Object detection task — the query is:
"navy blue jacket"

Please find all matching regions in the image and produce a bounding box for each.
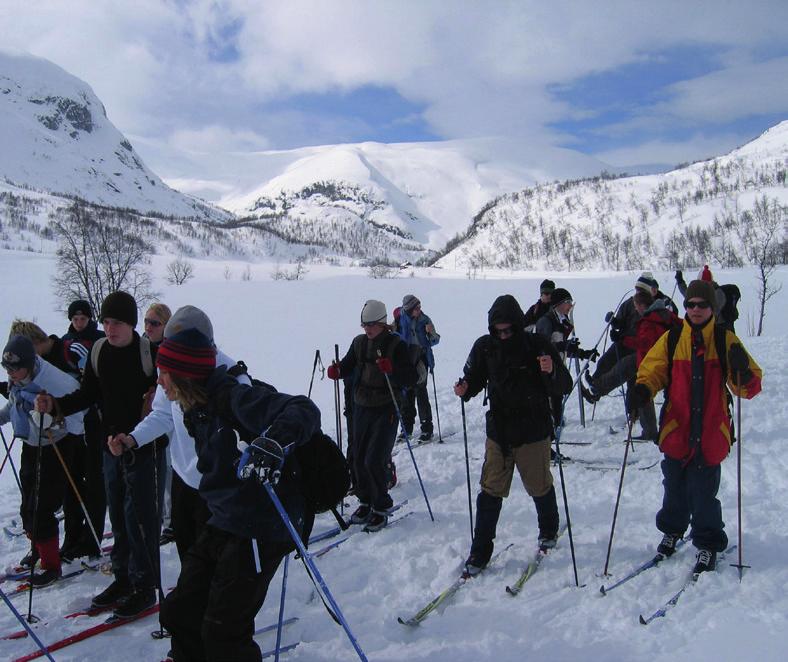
[183,367,321,542]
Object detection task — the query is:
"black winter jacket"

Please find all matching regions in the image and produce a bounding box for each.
[461,295,572,448]
[183,367,321,542]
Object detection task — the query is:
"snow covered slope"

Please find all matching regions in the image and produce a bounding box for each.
[0,49,228,221]
[436,122,788,271]
[219,138,612,252]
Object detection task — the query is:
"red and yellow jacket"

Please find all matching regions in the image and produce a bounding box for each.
[637,318,762,466]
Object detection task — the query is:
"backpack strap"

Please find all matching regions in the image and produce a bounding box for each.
[90,337,108,378]
[139,336,154,377]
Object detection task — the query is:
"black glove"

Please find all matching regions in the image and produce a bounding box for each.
[565,337,581,357]
[237,437,285,484]
[610,316,623,332]
[675,269,684,284]
[728,343,753,383]
[627,383,651,418]
[579,348,599,362]
[609,328,622,343]
[604,311,614,323]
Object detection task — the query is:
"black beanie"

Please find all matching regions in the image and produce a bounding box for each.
[540,279,555,294]
[2,335,36,372]
[99,291,138,327]
[68,299,94,320]
[551,288,573,307]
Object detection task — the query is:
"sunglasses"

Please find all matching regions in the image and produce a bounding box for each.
[144,318,163,327]
[684,300,711,310]
[494,326,514,337]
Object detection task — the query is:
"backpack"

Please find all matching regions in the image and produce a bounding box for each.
[719,284,741,324]
[225,360,351,517]
[90,336,154,378]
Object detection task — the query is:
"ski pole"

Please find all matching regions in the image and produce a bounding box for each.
[460,397,474,545]
[567,310,585,428]
[307,349,323,399]
[553,402,579,588]
[378,350,434,522]
[430,368,443,443]
[0,426,22,493]
[275,554,289,662]
[262,481,368,661]
[27,417,45,623]
[602,418,636,576]
[333,345,344,516]
[730,373,750,581]
[0,586,55,661]
[591,323,611,422]
[46,430,102,553]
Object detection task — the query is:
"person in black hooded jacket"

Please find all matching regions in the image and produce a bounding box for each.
[454,295,572,574]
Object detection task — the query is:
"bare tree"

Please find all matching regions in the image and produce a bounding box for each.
[52,203,158,313]
[166,257,195,285]
[736,195,786,335]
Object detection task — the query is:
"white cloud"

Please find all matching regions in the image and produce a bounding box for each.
[0,0,786,172]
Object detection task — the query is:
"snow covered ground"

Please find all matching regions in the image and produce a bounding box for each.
[0,251,786,661]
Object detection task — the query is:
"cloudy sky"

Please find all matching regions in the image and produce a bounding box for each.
[2,0,787,178]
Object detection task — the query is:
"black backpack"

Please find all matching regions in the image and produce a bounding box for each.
[719,284,741,324]
[225,361,351,517]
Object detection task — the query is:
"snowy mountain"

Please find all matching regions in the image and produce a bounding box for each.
[0,49,228,222]
[217,139,613,257]
[435,122,788,271]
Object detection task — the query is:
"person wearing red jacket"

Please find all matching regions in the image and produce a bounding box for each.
[629,279,762,574]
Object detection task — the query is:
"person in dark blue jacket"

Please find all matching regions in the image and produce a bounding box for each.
[149,328,321,662]
[397,294,440,442]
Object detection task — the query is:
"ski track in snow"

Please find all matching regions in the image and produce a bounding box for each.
[0,252,785,661]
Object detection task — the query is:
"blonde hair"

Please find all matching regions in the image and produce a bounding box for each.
[146,303,172,324]
[9,319,48,344]
[166,371,209,412]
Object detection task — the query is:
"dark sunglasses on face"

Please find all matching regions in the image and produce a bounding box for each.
[494,326,514,337]
[684,300,711,310]
[144,318,163,327]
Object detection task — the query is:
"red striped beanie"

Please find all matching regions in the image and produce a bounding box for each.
[156,328,216,379]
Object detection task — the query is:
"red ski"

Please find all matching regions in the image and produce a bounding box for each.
[14,604,159,661]
[2,603,114,640]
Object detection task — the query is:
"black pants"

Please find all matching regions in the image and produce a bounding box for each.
[160,526,291,662]
[401,381,433,435]
[592,342,633,380]
[171,471,212,562]
[656,457,728,553]
[62,408,106,553]
[352,403,397,512]
[20,435,77,540]
[103,449,160,590]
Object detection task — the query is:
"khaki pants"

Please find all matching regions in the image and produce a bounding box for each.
[480,437,553,499]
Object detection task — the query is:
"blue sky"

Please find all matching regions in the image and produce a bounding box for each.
[1,0,787,176]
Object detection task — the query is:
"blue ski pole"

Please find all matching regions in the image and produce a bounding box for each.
[0,586,55,661]
[262,481,368,662]
[275,554,289,662]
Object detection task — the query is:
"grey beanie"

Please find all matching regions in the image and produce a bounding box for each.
[402,294,421,313]
[635,271,658,293]
[361,300,387,324]
[2,335,36,372]
[164,305,214,342]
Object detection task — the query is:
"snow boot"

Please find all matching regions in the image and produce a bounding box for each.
[657,533,681,557]
[30,568,61,588]
[350,504,372,525]
[693,549,716,575]
[464,491,502,575]
[92,578,132,609]
[113,587,156,619]
[363,511,388,533]
[533,485,560,548]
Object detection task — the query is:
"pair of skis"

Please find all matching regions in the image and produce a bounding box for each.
[599,540,737,624]
[398,533,564,627]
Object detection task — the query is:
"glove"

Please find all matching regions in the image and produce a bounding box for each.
[237,437,285,484]
[376,357,393,374]
[610,316,623,332]
[30,411,55,431]
[327,363,341,380]
[675,270,685,284]
[609,328,622,343]
[580,348,599,362]
[565,338,580,357]
[626,383,651,418]
[728,343,753,382]
[604,311,614,323]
